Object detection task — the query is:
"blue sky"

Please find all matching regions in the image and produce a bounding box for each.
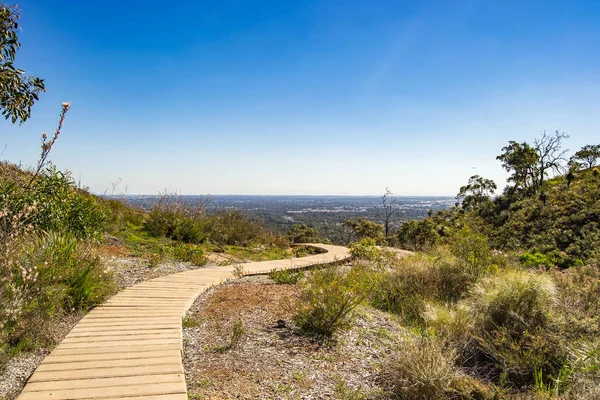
[2,0,599,195]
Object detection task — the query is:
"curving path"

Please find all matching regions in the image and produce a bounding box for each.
[17,244,350,400]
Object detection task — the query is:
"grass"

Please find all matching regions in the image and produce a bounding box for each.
[213,319,245,353]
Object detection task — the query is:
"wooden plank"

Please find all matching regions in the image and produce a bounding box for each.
[42,350,181,364]
[34,356,181,372]
[22,373,183,391]
[17,382,186,399]
[28,364,183,382]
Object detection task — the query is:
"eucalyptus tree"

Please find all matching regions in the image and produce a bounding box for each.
[1,3,45,124]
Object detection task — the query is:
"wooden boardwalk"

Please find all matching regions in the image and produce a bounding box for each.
[17,244,349,400]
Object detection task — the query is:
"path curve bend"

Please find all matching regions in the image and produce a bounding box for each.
[17,243,350,400]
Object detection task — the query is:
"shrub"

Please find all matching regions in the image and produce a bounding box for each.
[422,302,474,345]
[292,245,323,258]
[172,244,207,265]
[1,233,115,358]
[101,198,144,234]
[269,269,304,285]
[0,165,105,240]
[214,319,245,353]
[348,238,381,261]
[468,270,565,388]
[144,194,288,249]
[520,251,556,269]
[550,266,600,337]
[370,254,474,322]
[293,264,372,338]
[451,229,496,278]
[396,218,440,251]
[287,224,320,244]
[383,337,459,400]
[471,270,556,335]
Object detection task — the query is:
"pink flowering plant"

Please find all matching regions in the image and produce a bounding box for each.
[1,103,114,363]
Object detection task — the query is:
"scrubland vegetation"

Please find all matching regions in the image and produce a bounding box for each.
[278,132,600,399]
[3,3,600,399]
[0,158,291,370]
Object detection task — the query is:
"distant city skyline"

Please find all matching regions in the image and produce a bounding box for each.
[2,0,599,195]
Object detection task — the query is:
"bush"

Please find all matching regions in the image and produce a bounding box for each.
[451,229,497,278]
[101,198,144,234]
[144,194,288,249]
[422,302,474,345]
[1,233,115,358]
[0,165,105,240]
[397,218,440,251]
[287,224,320,244]
[370,254,474,322]
[348,238,381,261]
[293,264,372,338]
[292,245,323,258]
[468,270,565,388]
[471,270,556,335]
[384,337,460,400]
[520,251,555,269]
[172,244,207,266]
[269,269,304,285]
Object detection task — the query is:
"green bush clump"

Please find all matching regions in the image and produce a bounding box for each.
[294,264,373,338]
[520,251,555,269]
[172,244,207,266]
[1,165,105,239]
[451,229,498,277]
[269,269,304,285]
[348,238,381,261]
[468,270,567,388]
[291,245,323,258]
[1,164,115,363]
[471,270,556,335]
[370,254,474,322]
[396,218,440,251]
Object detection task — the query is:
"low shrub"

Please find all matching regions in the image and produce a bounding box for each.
[451,229,498,278]
[269,269,304,285]
[293,264,373,338]
[291,245,323,258]
[422,302,474,345]
[1,233,115,359]
[1,165,105,240]
[172,244,207,266]
[144,194,289,249]
[467,270,567,389]
[370,254,474,322]
[520,251,555,269]
[550,266,600,337]
[383,337,459,400]
[214,319,245,353]
[348,238,381,261]
[471,270,556,336]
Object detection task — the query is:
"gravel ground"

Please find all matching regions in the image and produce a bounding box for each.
[183,276,407,399]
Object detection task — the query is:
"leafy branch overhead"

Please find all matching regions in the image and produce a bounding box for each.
[1,3,45,124]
